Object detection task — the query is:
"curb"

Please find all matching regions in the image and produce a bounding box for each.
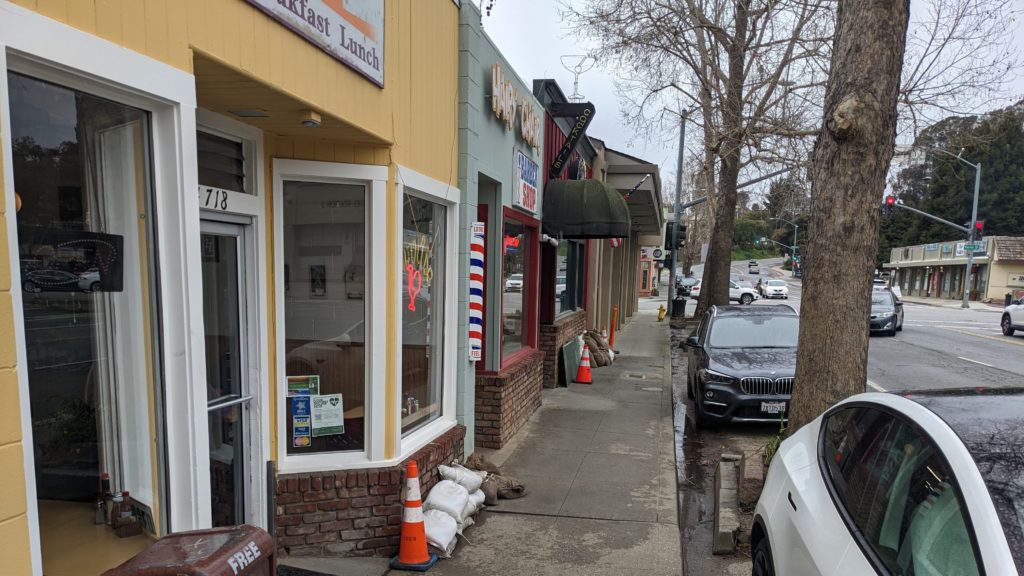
[712,454,741,555]
[669,327,689,574]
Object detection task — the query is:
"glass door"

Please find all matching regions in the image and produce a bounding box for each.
[200,221,250,527]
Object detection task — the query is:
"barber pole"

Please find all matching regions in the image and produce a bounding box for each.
[469,222,486,361]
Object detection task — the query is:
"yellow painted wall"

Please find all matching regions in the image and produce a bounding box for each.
[10,0,460,187]
[0,114,33,576]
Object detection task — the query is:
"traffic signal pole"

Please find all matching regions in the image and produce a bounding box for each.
[667,109,688,315]
[963,163,982,309]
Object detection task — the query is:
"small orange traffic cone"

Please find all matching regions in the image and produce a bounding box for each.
[389,460,438,571]
[574,344,593,384]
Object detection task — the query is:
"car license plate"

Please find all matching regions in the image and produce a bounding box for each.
[761,401,787,415]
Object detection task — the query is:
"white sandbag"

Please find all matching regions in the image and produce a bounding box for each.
[460,496,477,522]
[423,509,458,558]
[457,513,475,534]
[468,489,486,510]
[423,480,470,522]
[439,464,485,493]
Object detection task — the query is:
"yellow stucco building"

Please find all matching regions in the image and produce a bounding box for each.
[0,0,463,573]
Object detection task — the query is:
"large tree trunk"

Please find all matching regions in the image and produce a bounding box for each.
[789,0,911,432]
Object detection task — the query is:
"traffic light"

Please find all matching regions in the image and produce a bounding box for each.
[973,220,985,240]
[883,195,896,217]
[664,222,687,250]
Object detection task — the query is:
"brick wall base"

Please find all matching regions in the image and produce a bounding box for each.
[274,425,465,558]
[474,349,544,449]
[538,310,587,388]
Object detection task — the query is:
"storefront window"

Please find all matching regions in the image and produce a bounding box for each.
[283,181,366,454]
[10,72,162,558]
[401,194,446,435]
[502,218,532,359]
[556,240,585,314]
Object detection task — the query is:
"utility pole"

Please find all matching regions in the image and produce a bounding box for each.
[963,163,981,309]
[667,109,689,315]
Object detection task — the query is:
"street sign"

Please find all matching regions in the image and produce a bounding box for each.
[964,243,980,251]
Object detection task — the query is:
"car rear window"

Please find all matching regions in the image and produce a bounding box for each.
[707,315,798,348]
[768,280,785,286]
[871,292,894,305]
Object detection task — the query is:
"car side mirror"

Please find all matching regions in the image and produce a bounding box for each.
[686,336,699,348]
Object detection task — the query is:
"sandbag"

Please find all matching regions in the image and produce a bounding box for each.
[424,508,458,558]
[583,333,609,367]
[481,476,499,506]
[464,453,502,476]
[493,474,527,499]
[423,480,470,522]
[439,463,485,493]
[468,489,486,509]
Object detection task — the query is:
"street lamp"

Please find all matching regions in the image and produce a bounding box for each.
[770,217,799,276]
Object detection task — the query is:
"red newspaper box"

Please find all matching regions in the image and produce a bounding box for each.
[103,525,276,576]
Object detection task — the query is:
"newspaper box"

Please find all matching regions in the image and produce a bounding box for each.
[103,525,275,576]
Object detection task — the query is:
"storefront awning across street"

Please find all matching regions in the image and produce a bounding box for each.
[542,179,631,239]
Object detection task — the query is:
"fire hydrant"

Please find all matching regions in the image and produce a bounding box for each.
[657,304,667,322]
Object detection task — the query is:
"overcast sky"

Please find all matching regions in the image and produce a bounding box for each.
[472,0,1024,201]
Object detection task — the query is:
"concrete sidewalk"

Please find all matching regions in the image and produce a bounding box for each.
[897,294,1001,310]
[394,305,681,575]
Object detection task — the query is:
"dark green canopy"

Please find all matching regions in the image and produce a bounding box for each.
[542,179,631,239]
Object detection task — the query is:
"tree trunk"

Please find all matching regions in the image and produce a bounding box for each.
[696,0,748,318]
[788,0,911,432]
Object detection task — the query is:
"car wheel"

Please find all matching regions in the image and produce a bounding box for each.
[896,318,903,332]
[752,536,775,576]
[693,383,708,429]
[22,281,40,293]
[89,281,101,292]
[888,326,897,337]
[1002,314,1015,336]
[741,294,753,305]
[686,370,695,400]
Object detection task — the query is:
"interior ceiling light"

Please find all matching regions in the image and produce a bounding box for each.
[227,109,269,118]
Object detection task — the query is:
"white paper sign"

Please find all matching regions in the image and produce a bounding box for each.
[311,393,345,436]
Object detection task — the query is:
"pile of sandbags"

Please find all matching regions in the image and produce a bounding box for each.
[583,330,615,367]
[422,464,486,558]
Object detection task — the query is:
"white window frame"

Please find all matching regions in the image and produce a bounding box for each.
[394,165,459,459]
[273,159,388,472]
[196,109,270,529]
[0,3,204,572]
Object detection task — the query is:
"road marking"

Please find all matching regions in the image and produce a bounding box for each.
[866,380,887,392]
[935,326,1024,348]
[957,356,995,368]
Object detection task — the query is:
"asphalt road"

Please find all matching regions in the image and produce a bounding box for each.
[679,257,1024,392]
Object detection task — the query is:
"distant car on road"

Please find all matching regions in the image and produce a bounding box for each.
[1001,296,1024,336]
[762,279,789,299]
[22,269,81,293]
[676,275,699,296]
[753,388,1024,576]
[870,289,904,336]
[688,281,760,305]
[504,273,523,292]
[78,268,102,292]
[684,304,798,428]
[748,260,760,274]
[555,274,566,297]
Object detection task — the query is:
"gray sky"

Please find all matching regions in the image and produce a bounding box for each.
[474,0,1024,199]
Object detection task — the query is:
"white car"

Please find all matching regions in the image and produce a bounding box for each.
[762,279,788,299]
[752,390,1023,576]
[1002,295,1024,336]
[78,268,102,292]
[505,273,523,292]
[688,281,760,305]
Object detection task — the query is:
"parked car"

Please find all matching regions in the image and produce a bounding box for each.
[870,289,903,336]
[684,304,798,428]
[762,279,789,299]
[689,281,760,305]
[1002,295,1024,336]
[748,260,760,274]
[77,268,102,292]
[22,269,81,293]
[676,275,699,296]
[752,388,1024,576]
[504,273,523,292]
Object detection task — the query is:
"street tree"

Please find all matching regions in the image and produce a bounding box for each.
[788,0,911,432]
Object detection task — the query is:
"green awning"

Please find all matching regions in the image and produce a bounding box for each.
[542,179,631,239]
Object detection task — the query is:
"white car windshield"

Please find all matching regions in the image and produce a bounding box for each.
[871,293,894,306]
[708,315,799,348]
[767,280,785,286]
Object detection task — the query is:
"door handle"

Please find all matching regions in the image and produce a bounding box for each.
[207,395,253,412]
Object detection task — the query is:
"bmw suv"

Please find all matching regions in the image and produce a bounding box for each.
[684,305,798,428]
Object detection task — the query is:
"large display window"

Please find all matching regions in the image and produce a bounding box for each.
[501,209,539,365]
[9,71,164,568]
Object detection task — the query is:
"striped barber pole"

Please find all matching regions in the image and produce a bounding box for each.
[469,222,485,361]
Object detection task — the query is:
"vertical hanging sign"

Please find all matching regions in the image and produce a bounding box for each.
[468,222,486,362]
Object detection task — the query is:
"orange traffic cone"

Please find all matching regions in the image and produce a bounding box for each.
[390,460,438,571]
[574,344,593,384]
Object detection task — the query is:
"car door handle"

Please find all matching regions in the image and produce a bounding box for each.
[788,491,797,511]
